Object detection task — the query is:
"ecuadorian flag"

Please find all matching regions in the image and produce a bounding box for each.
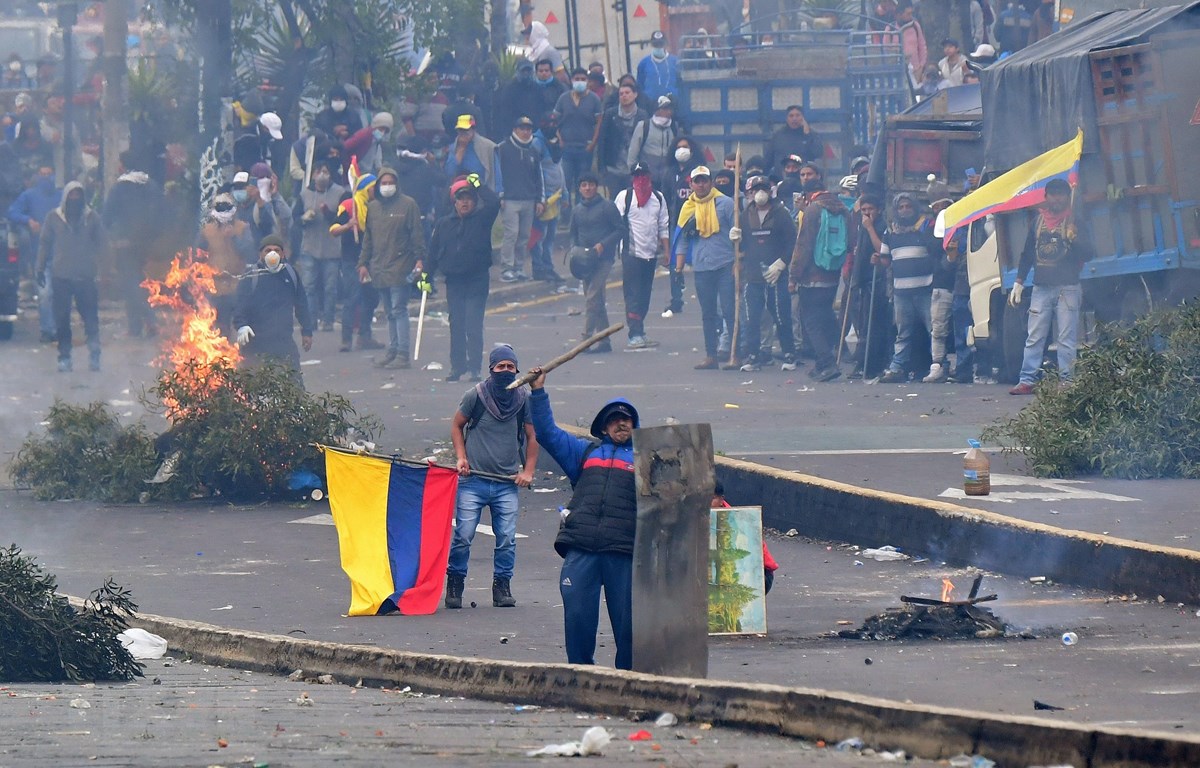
[937,129,1083,245]
[323,447,458,616]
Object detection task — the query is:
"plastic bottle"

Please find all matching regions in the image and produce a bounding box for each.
[963,439,991,496]
[1062,632,1078,646]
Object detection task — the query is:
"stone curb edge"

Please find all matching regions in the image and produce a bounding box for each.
[114,608,1199,768]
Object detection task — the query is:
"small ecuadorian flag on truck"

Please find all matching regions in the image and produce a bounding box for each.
[321,445,458,616]
[937,128,1083,245]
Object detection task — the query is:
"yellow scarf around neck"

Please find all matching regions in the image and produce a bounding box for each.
[678,188,723,238]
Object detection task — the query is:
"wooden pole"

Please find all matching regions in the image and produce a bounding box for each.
[507,323,624,389]
[318,444,514,483]
[727,144,742,368]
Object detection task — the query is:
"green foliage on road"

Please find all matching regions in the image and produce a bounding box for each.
[0,545,143,683]
[10,402,159,502]
[11,362,381,502]
[984,302,1200,478]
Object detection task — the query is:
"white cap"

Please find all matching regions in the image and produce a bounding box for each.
[259,111,283,140]
[232,171,250,185]
[970,43,996,58]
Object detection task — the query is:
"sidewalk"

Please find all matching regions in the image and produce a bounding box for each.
[0,658,937,767]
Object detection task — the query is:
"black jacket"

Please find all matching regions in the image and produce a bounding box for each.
[764,126,822,174]
[596,105,647,172]
[495,135,544,202]
[740,200,796,284]
[569,195,623,257]
[232,262,315,341]
[427,186,502,278]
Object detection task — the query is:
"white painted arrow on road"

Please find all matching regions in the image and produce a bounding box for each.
[939,474,1140,504]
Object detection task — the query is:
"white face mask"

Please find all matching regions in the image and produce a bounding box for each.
[212,208,235,225]
[753,190,770,206]
[652,115,670,128]
[651,48,667,61]
[263,249,283,273]
[379,184,397,198]
[331,99,346,112]
[674,147,691,163]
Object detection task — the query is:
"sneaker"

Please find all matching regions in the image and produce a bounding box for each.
[582,343,612,354]
[813,366,842,382]
[515,271,530,281]
[445,573,464,610]
[88,353,101,372]
[879,368,907,383]
[339,340,352,352]
[922,363,947,383]
[974,374,999,385]
[848,367,864,380]
[627,336,658,349]
[694,357,718,370]
[780,354,798,372]
[444,371,463,382]
[492,577,517,608]
[357,337,385,351]
[374,351,397,368]
[386,355,412,369]
[500,270,519,283]
[740,361,761,372]
[56,357,72,373]
[1009,382,1035,395]
[660,309,675,318]
[467,372,483,382]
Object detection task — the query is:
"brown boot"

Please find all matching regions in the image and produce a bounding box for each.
[694,357,718,370]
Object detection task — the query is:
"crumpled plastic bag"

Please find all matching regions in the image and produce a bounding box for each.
[116,628,168,659]
[861,546,909,561]
[527,726,611,757]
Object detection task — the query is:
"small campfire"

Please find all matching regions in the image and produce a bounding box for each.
[838,575,1008,641]
[142,250,241,416]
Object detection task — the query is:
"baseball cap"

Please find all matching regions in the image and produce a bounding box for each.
[785,154,803,166]
[631,162,651,176]
[450,178,475,197]
[656,95,674,110]
[970,43,996,58]
[689,165,712,180]
[259,111,283,140]
[455,114,476,131]
[514,115,534,128]
[650,30,666,47]
[231,171,250,186]
[746,174,770,190]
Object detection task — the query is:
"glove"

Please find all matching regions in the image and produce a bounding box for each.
[236,325,255,346]
[466,173,481,188]
[1008,282,1024,308]
[728,226,742,242]
[416,272,431,293]
[765,258,786,285]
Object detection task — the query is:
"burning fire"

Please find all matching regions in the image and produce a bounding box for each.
[941,578,956,603]
[142,250,241,416]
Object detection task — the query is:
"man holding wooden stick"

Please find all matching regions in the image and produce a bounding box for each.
[674,166,738,370]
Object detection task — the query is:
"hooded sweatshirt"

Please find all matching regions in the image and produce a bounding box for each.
[36,181,106,281]
[790,190,850,287]
[358,167,426,287]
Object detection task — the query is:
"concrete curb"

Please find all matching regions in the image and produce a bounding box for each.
[124,609,1200,767]
[711,454,1200,604]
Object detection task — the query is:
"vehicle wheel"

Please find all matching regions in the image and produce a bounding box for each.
[0,321,12,341]
[1000,294,1027,384]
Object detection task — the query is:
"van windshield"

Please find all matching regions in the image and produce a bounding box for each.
[0,28,39,63]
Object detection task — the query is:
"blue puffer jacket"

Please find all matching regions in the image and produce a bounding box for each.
[531,389,638,557]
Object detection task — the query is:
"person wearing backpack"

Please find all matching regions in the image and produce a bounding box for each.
[445,344,539,610]
[877,192,941,383]
[613,163,670,349]
[232,234,315,386]
[787,165,849,382]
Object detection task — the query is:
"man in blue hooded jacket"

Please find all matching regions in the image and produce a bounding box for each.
[529,365,638,670]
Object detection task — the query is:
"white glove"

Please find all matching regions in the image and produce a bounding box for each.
[1008,282,1024,308]
[765,258,786,285]
[728,226,742,242]
[236,325,255,346]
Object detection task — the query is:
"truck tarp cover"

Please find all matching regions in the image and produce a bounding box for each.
[981,1,1200,171]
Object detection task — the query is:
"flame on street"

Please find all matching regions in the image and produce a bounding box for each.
[941,578,956,603]
[142,250,240,417]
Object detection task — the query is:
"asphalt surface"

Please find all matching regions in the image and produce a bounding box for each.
[1,658,937,767]
[2,273,1199,748]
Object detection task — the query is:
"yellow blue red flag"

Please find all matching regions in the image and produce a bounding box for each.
[937,129,1083,244]
[323,447,458,616]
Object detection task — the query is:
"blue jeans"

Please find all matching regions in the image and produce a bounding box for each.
[560,548,633,670]
[561,147,593,205]
[1019,283,1081,385]
[951,293,976,378]
[378,284,411,356]
[340,258,379,344]
[297,256,341,326]
[39,265,55,336]
[447,476,520,579]
[51,276,100,363]
[694,264,735,357]
[888,289,933,373]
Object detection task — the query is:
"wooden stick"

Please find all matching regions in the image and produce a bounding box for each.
[318,443,514,483]
[507,323,625,389]
[728,143,742,367]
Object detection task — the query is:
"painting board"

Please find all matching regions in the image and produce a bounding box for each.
[709,505,767,636]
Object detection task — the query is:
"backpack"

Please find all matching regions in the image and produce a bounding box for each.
[813,207,848,271]
[619,187,666,259]
[465,385,528,461]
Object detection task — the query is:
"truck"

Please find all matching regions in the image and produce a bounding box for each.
[967,4,1200,378]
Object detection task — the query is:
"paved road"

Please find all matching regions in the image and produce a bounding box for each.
[1,658,936,767]
[2,274,1199,741]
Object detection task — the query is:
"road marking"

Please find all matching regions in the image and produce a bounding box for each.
[939,473,1139,504]
[288,513,527,538]
[486,278,623,315]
